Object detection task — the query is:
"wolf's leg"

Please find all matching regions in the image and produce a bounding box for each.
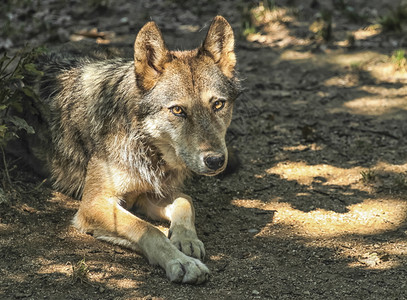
[72,160,209,284]
[139,194,206,260]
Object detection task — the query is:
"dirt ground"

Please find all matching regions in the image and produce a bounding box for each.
[1,0,407,299]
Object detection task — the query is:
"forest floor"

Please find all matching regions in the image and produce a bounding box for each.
[1,0,407,299]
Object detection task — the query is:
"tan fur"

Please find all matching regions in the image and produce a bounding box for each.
[37,16,240,284]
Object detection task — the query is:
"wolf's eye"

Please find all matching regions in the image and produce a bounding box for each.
[212,100,225,112]
[170,106,186,117]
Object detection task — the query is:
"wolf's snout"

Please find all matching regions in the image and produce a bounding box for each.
[204,154,225,171]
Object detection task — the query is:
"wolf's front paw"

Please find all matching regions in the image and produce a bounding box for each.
[169,227,205,260]
[165,255,210,284]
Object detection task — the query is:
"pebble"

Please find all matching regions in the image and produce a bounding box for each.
[15,292,32,298]
[252,290,260,295]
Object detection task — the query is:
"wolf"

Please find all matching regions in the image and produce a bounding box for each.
[34,16,240,284]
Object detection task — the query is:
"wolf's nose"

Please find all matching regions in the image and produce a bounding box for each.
[204,154,225,171]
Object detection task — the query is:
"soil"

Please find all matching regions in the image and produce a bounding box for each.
[1,1,407,299]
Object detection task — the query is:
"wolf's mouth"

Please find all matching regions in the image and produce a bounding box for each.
[195,163,227,177]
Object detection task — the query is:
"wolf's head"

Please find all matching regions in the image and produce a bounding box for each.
[134,16,240,176]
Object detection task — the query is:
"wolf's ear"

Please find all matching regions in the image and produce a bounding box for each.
[202,16,236,78]
[134,21,170,90]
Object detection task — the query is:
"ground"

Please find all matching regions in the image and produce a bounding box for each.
[1,0,407,299]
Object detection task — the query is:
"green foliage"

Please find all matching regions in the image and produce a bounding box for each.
[360,169,377,184]
[309,10,332,42]
[391,49,407,71]
[349,61,364,72]
[71,258,90,284]
[240,2,259,37]
[0,47,44,149]
[379,2,407,31]
[239,1,278,38]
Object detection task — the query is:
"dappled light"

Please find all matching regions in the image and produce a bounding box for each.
[264,161,362,186]
[344,97,407,116]
[36,260,71,278]
[232,198,407,238]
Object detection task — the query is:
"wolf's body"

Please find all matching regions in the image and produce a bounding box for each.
[33,16,240,283]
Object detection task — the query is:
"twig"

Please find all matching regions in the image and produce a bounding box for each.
[32,178,48,191]
[358,128,399,140]
[1,146,12,187]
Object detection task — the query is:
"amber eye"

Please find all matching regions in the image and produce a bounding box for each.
[212,100,225,112]
[170,106,186,117]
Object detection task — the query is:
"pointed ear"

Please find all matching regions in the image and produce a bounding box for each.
[134,22,170,90]
[202,16,236,78]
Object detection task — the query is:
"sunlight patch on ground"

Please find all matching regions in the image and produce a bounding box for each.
[242,160,407,238]
[323,73,359,87]
[282,144,322,152]
[104,278,139,289]
[280,50,313,61]
[246,6,310,47]
[232,198,407,238]
[347,259,401,270]
[0,223,13,234]
[336,25,381,47]
[36,260,72,277]
[352,26,381,41]
[326,51,407,81]
[281,50,383,70]
[322,51,385,68]
[265,161,362,186]
[343,240,407,270]
[2,274,27,284]
[344,97,407,116]
[281,49,407,86]
[375,161,407,173]
[265,160,407,189]
[210,254,227,261]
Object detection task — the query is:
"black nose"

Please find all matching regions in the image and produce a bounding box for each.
[204,154,225,171]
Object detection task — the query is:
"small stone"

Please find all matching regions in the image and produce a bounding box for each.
[252,290,260,295]
[15,292,32,298]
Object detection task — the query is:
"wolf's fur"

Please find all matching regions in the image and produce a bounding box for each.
[35,16,240,284]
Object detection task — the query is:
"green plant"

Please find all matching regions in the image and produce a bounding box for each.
[379,2,407,31]
[0,47,44,149]
[350,61,363,72]
[309,10,332,41]
[71,258,90,284]
[0,47,44,189]
[391,49,407,71]
[240,2,258,37]
[240,0,288,38]
[360,169,377,184]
